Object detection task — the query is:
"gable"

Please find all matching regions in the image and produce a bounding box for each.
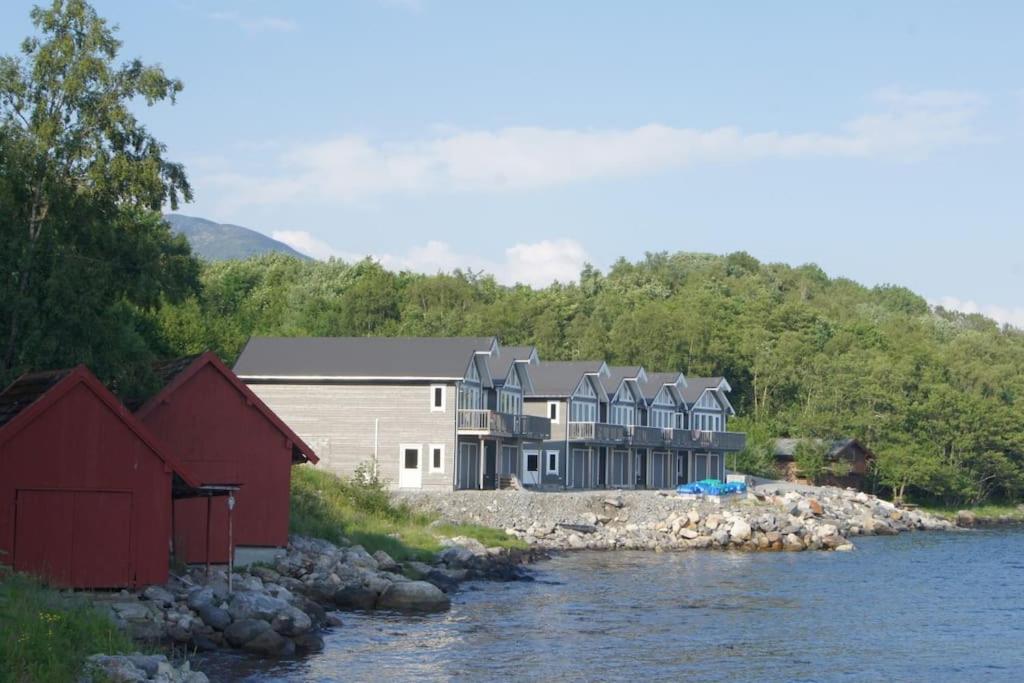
[573,375,598,400]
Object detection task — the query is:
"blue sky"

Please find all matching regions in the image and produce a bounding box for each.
[3,1,1023,324]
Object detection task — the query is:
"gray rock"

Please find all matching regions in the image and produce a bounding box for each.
[271,605,313,636]
[224,619,273,648]
[333,583,379,610]
[376,581,451,613]
[372,550,401,573]
[243,628,296,657]
[126,654,164,677]
[250,565,281,583]
[198,603,232,631]
[111,601,149,621]
[730,520,752,542]
[292,630,326,652]
[344,546,380,570]
[186,587,215,611]
[228,592,289,622]
[141,585,176,608]
[956,510,977,527]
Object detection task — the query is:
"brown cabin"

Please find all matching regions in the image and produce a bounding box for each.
[773,438,876,490]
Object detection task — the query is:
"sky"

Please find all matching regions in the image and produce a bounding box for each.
[2,1,1023,325]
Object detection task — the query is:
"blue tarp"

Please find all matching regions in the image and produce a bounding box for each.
[676,479,747,496]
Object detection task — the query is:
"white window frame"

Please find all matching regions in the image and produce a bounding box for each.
[428,443,445,473]
[548,401,560,423]
[430,384,446,412]
[546,449,560,474]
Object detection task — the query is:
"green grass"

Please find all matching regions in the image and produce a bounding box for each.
[922,503,1024,523]
[290,467,526,562]
[0,569,134,683]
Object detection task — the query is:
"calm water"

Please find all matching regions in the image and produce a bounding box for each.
[198,528,1024,682]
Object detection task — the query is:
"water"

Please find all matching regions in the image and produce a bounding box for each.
[198,528,1024,682]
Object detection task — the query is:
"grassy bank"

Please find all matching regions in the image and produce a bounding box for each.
[290,467,526,562]
[922,503,1024,524]
[0,570,134,683]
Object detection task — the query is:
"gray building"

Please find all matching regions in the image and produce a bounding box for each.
[233,336,551,491]
[234,336,744,491]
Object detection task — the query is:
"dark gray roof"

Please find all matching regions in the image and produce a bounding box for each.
[527,360,605,397]
[601,366,643,399]
[643,371,685,401]
[234,337,496,380]
[681,377,727,405]
[486,345,536,382]
[774,438,875,461]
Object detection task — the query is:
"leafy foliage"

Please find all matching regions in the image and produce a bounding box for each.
[162,252,1024,505]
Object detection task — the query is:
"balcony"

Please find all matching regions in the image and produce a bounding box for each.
[664,428,747,452]
[627,424,666,447]
[457,410,551,440]
[567,421,628,444]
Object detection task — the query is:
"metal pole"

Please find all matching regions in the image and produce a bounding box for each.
[227,493,236,594]
[205,496,212,579]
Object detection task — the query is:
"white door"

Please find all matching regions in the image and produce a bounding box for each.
[399,444,422,488]
[522,450,540,485]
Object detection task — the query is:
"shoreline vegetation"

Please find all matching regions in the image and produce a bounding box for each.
[289,467,527,561]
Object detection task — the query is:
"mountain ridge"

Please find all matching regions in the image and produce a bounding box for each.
[163,213,311,261]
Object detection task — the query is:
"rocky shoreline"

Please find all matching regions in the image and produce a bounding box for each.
[400,485,957,553]
[79,534,539,680]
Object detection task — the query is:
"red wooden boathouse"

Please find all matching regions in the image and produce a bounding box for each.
[133,352,317,565]
[0,366,207,588]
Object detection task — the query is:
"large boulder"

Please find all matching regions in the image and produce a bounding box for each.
[228,592,290,622]
[186,587,215,611]
[141,585,176,608]
[198,603,232,631]
[956,510,977,527]
[729,520,752,542]
[376,581,451,613]
[292,631,326,653]
[372,550,401,573]
[224,619,273,648]
[243,629,296,657]
[271,605,313,636]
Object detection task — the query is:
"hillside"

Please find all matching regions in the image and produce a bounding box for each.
[163,214,310,261]
[155,251,1024,506]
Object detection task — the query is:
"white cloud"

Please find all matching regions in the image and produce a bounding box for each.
[210,11,297,33]
[270,232,588,288]
[202,87,985,209]
[931,296,1024,329]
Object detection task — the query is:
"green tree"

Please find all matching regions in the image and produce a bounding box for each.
[0,0,197,388]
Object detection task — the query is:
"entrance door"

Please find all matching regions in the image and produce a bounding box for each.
[676,453,689,485]
[482,441,498,489]
[708,453,721,481]
[523,450,540,485]
[570,448,587,488]
[457,443,479,489]
[635,450,648,488]
[597,447,608,488]
[399,444,422,488]
[15,490,132,588]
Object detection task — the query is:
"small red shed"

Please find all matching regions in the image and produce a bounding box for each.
[133,352,317,565]
[0,366,204,588]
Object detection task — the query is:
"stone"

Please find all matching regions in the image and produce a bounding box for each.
[376,581,452,613]
[224,619,273,648]
[126,654,165,677]
[243,628,296,657]
[784,533,805,551]
[603,497,624,508]
[141,585,176,608]
[686,510,701,526]
[292,631,326,653]
[372,550,401,573]
[704,514,722,531]
[729,520,752,542]
[835,543,855,552]
[581,512,598,525]
[711,529,730,546]
[233,574,264,592]
[807,499,824,515]
[345,546,380,570]
[438,546,475,568]
[333,583,379,611]
[325,613,344,627]
[227,592,289,622]
[250,565,281,583]
[186,587,215,611]
[567,534,586,549]
[111,601,150,621]
[678,528,699,540]
[956,510,977,527]
[198,603,232,631]
[272,605,313,636]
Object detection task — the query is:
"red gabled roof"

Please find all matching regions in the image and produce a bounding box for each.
[0,365,204,488]
[136,351,318,464]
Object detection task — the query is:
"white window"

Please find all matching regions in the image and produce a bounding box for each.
[546,449,559,474]
[548,401,560,423]
[429,443,445,473]
[430,384,446,412]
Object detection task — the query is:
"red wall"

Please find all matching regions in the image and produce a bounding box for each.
[140,363,294,564]
[0,382,173,588]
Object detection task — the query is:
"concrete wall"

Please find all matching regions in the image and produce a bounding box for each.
[245,382,457,491]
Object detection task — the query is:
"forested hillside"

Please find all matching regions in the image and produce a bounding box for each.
[157,252,1024,505]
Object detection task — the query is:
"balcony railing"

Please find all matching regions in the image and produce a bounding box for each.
[627,424,665,446]
[457,410,551,440]
[567,421,628,444]
[517,414,552,440]
[664,428,747,451]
